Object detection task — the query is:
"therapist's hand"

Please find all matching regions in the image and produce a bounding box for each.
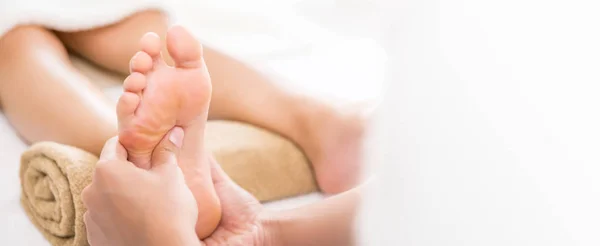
[82,127,200,246]
[200,157,271,246]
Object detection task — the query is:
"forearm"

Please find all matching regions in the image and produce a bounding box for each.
[262,186,363,246]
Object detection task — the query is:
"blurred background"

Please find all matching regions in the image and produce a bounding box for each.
[171,0,386,102]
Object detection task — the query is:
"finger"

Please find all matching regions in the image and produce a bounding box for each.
[209,155,256,201]
[84,212,109,245]
[99,136,128,161]
[209,156,235,186]
[83,211,92,228]
[82,184,103,213]
[84,212,95,244]
[150,127,184,170]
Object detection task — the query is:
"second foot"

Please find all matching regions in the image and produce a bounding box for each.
[297,102,369,194]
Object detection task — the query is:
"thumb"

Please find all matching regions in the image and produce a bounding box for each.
[150,127,184,169]
[209,156,243,191]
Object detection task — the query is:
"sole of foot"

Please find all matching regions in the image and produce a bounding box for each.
[117,25,221,239]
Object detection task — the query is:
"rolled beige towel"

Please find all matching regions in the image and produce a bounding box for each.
[20,121,317,246]
[205,121,317,201]
[20,142,95,246]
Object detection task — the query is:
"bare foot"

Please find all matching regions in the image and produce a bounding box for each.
[297,102,367,194]
[117,26,221,238]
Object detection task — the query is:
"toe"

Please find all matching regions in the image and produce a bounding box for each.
[166,25,203,69]
[140,32,163,59]
[129,51,153,74]
[116,92,140,122]
[123,72,147,93]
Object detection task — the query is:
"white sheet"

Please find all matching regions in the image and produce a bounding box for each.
[0,1,384,244]
[0,0,172,37]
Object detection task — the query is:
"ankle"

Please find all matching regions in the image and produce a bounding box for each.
[287,96,327,153]
[290,96,366,153]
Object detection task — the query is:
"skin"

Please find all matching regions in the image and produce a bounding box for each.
[83,128,200,246]
[1,9,368,245]
[84,131,363,245]
[198,157,363,246]
[0,10,365,196]
[116,27,221,238]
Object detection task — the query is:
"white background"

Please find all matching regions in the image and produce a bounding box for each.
[363,0,600,245]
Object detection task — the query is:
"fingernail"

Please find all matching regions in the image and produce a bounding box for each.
[169,127,184,148]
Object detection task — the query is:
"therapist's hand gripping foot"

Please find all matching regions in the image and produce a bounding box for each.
[82,129,201,246]
[83,130,363,246]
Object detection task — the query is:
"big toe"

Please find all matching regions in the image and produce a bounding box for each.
[166,25,203,69]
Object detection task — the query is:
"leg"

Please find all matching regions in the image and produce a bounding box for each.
[202,48,366,194]
[57,10,365,193]
[177,48,366,194]
[0,26,116,155]
[57,10,172,74]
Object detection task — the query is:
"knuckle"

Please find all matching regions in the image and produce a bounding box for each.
[94,160,113,176]
[92,160,119,186]
[95,159,111,168]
